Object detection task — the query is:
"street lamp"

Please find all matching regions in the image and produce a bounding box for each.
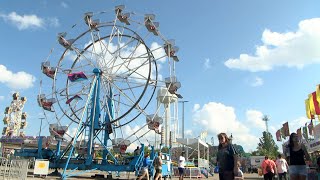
[178,100,189,140]
[179,100,188,159]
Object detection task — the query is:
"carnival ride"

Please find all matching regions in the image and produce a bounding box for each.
[13,5,182,179]
[2,93,27,137]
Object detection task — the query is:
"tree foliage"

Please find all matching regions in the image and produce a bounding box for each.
[256,131,279,159]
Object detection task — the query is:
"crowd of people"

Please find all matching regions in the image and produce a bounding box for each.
[216,132,320,180]
[135,131,320,180]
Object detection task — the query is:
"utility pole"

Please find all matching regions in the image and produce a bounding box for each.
[179,100,188,156]
[262,115,269,133]
[179,100,188,140]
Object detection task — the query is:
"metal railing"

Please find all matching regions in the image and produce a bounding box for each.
[0,157,29,180]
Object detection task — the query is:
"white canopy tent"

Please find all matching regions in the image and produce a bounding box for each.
[176,138,209,168]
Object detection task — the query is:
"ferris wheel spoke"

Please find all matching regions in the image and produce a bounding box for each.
[111,43,145,76]
[88,32,106,69]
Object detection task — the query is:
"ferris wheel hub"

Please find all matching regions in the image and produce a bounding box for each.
[93,68,102,74]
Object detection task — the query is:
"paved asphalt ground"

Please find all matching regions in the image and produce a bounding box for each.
[29,171,264,179]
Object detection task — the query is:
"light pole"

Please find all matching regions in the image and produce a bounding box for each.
[179,100,189,140]
[179,100,188,160]
[262,115,269,133]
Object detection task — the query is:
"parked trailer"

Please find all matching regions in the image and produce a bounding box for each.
[249,156,264,173]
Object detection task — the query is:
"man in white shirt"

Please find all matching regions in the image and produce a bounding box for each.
[178,152,186,180]
[275,154,289,180]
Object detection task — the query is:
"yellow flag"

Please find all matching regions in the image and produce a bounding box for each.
[305,99,312,119]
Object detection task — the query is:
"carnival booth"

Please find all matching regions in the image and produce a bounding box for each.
[175,138,210,178]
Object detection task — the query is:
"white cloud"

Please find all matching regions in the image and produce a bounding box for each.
[250,76,264,87]
[245,110,265,130]
[193,104,200,112]
[47,17,60,27]
[185,129,194,137]
[192,102,260,151]
[0,96,4,101]
[0,65,36,89]
[203,58,211,70]
[61,2,68,8]
[0,12,59,30]
[225,18,320,72]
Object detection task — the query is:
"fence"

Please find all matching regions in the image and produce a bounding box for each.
[173,167,203,178]
[0,157,29,180]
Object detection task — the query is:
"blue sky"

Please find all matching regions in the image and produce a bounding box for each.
[0,0,320,152]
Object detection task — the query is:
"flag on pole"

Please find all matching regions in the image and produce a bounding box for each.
[305,99,315,119]
[311,92,320,115]
[280,127,286,139]
[316,84,320,106]
[308,119,314,136]
[297,128,302,140]
[308,94,316,115]
[66,95,82,104]
[276,130,281,141]
[68,72,88,82]
[282,122,290,137]
[303,123,309,140]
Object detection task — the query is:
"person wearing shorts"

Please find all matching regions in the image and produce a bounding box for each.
[287,133,311,180]
[178,152,185,180]
[154,152,163,180]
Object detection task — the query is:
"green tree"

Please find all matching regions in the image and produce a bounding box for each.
[234,144,245,157]
[256,131,279,159]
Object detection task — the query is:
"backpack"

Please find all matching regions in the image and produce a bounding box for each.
[153,157,160,168]
[265,162,272,173]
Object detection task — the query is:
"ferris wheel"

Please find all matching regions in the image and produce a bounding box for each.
[38,5,182,157]
[2,92,27,137]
